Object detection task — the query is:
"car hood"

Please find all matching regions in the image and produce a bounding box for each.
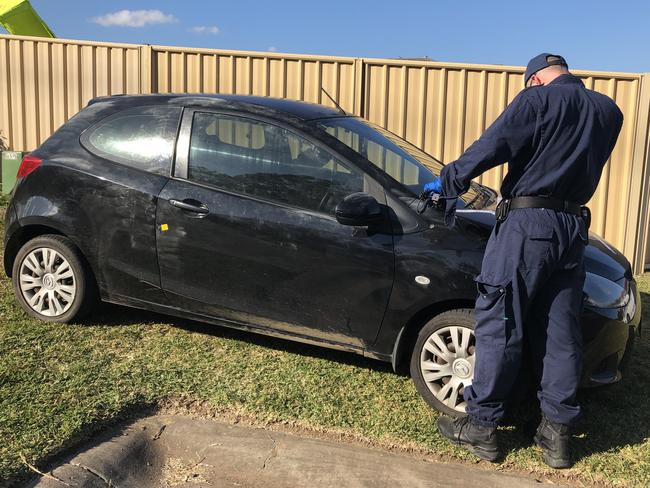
[455,208,631,282]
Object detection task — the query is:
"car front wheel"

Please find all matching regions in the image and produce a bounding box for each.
[12,235,96,323]
[410,309,476,416]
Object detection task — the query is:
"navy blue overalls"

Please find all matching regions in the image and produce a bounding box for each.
[440,74,623,427]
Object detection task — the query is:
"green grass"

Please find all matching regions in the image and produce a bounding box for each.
[1,207,649,487]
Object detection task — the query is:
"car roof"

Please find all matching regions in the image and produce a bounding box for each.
[87,93,347,121]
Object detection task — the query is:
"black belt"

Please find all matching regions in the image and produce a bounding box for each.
[496,196,587,223]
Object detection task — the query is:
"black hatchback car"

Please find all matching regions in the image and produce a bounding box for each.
[3,94,641,415]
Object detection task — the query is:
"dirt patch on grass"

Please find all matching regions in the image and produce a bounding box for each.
[161,457,210,487]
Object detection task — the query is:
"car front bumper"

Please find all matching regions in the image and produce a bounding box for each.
[580,278,642,387]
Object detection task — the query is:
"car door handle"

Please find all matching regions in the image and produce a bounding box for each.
[169,198,210,214]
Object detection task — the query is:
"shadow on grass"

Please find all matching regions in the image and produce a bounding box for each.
[10,400,161,488]
[83,301,393,373]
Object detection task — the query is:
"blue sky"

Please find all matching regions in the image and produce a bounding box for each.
[5,0,649,73]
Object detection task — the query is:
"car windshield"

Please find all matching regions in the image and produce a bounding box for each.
[315,117,493,208]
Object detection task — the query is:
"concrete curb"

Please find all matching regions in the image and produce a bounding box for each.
[27,415,566,488]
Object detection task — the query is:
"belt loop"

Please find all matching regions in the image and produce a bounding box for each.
[581,206,592,230]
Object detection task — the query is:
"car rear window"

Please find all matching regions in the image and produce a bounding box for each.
[81,106,182,175]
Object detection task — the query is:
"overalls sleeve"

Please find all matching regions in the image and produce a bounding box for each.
[439,91,537,225]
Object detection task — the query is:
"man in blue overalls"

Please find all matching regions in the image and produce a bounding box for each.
[433,53,623,468]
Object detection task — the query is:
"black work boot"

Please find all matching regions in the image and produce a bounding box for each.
[534,415,572,469]
[437,415,499,462]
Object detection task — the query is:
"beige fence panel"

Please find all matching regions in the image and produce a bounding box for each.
[150,44,360,115]
[0,35,142,151]
[361,58,646,272]
[634,74,650,272]
[0,34,649,273]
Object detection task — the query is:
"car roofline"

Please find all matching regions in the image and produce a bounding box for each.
[86,93,347,121]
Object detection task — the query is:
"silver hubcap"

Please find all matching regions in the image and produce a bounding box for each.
[19,247,76,317]
[420,326,476,413]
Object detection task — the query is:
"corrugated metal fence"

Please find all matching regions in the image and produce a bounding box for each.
[1,34,649,274]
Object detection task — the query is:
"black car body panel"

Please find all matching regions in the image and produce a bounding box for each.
[9,163,169,303]
[156,178,394,347]
[3,94,640,391]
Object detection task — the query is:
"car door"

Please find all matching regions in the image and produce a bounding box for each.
[155,109,394,348]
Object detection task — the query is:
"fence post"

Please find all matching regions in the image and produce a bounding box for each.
[353,58,365,117]
[140,44,153,94]
[627,73,650,274]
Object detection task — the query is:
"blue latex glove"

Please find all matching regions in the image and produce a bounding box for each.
[423,178,442,194]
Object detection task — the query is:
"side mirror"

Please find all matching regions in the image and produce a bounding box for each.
[335,192,383,226]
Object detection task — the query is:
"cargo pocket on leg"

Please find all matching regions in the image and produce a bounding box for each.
[474,278,512,348]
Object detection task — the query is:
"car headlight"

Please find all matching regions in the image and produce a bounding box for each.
[583,272,630,309]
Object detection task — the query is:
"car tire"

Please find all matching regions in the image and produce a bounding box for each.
[410,309,476,417]
[12,235,97,323]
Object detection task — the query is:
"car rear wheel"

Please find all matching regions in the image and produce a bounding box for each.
[410,309,476,416]
[12,235,96,323]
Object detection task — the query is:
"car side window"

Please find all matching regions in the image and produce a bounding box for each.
[187,112,365,214]
[323,124,424,186]
[81,106,182,175]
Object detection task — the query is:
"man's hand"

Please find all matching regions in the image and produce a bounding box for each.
[424,178,442,194]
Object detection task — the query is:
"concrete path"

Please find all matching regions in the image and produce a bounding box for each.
[27,415,563,488]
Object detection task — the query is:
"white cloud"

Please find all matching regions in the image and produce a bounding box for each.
[92,10,177,28]
[188,26,220,35]
[268,46,278,52]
